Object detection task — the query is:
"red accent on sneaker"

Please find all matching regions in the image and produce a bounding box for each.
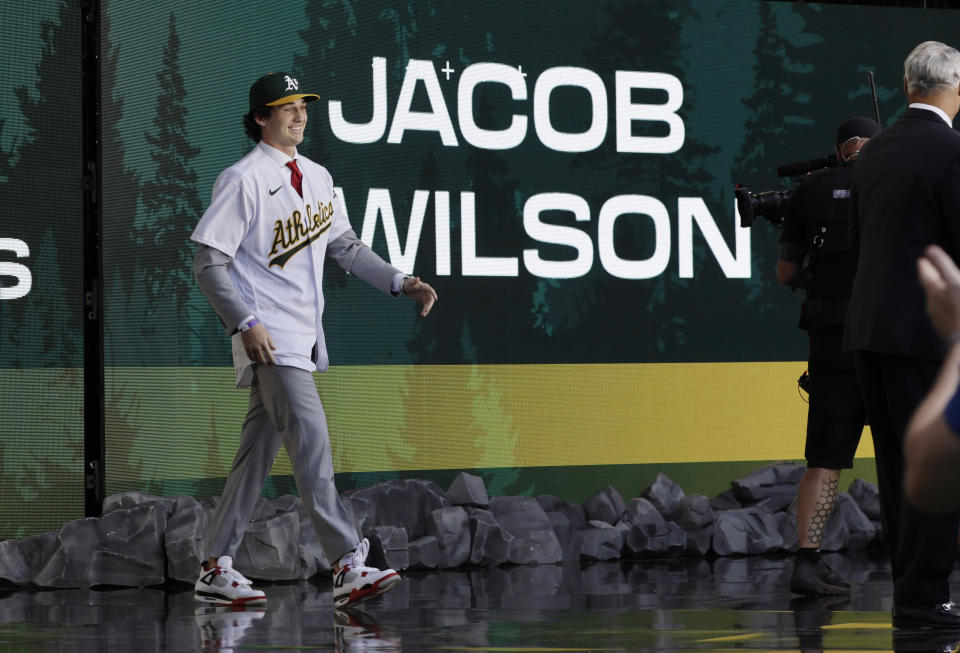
[342,571,400,606]
[230,595,267,607]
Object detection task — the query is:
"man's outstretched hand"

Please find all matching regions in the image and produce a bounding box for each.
[404,276,438,317]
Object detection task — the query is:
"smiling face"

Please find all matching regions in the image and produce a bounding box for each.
[257,99,308,156]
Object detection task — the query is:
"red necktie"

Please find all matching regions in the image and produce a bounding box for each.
[286,160,303,198]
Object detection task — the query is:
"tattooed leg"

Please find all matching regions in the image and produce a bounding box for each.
[797,468,841,549]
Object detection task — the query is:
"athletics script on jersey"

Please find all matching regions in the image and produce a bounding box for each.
[268,200,335,268]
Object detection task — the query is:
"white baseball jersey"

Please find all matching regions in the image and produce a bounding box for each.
[191,141,351,387]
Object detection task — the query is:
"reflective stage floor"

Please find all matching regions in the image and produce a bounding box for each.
[3,550,960,652]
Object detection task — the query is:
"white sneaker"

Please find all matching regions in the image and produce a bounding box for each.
[334,607,401,650]
[333,539,401,608]
[195,556,267,606]
[195,605,265,651]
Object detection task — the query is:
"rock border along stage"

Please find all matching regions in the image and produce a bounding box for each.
[0,463,881,588]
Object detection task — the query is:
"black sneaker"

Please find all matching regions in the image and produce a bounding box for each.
[789,556,851,596]
[790,595,850,649]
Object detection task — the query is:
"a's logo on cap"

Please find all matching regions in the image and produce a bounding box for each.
[284,75,299,91]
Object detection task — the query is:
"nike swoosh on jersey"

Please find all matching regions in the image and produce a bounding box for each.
[269,186,283,196]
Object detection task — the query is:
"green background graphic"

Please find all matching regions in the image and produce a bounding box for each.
[0,0,951,538]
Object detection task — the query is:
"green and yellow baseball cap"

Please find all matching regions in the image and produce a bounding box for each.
[249,72,319,108]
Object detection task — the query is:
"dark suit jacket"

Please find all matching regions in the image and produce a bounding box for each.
[845,107,960,360]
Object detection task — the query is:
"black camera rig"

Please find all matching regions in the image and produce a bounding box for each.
[735,72,881,229]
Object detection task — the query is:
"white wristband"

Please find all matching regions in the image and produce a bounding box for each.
[238,315,257,332]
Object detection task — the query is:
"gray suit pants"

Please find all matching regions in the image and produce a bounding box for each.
[203,364,359,563]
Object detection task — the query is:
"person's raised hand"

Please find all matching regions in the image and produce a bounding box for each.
[918,244,960,342]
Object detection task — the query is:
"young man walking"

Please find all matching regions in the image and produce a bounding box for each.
[190,72,437,608]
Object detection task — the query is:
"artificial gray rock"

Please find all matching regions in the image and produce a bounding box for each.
[85,505,166,587]
[579,523,622,560]
[428,506,470,568]
[537,495,587,532]
[33,510,99,588]
[674,494,715,531]
[614,518,631,541]
[642,473,686,519]
[34,505,165,588]
[535,495,565,512]
[584,485,626,525]
[256,494,302,519]
[546,511,579,562]
[381,479,449,540]
[738,461,807,489]
[101,492,197,563]
[731,462,804,512]
[343,479,450,541]
[0,471,892,590]
[164,502,210,583]
[447,472,489,508]
[341,483,388,536]
[712,506,783,555]
[848,478,881,521]
[777,506,798,552]
[488,496,562,565]
[663,522,687,555]
[366,525,409,572]
[623,519,685,558]
[88,550,163,588]
[685,524,713,556]
[234,510,301,581]
[0,530,57,585]
[621,497,667,533]
[408,535,442,570]
[102,491,195,518]
[710,490,741,512]
[467,508,512,566]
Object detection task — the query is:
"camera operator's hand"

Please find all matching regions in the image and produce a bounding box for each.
[776,260,813,288]
[917,244,960,342]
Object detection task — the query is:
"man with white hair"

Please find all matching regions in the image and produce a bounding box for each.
[845,41,960,629]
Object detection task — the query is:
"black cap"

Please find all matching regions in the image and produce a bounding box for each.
[249,72,319,109]
[836,117,880,146]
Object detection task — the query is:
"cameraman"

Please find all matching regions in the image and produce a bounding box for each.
[777,117,879,596]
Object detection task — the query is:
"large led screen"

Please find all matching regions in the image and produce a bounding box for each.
[13,0,949,535]
[0,0,84,539]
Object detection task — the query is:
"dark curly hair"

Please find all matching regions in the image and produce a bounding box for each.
[243,105,273,142]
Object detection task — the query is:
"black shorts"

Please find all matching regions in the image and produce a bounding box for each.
[805,326,866,469]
